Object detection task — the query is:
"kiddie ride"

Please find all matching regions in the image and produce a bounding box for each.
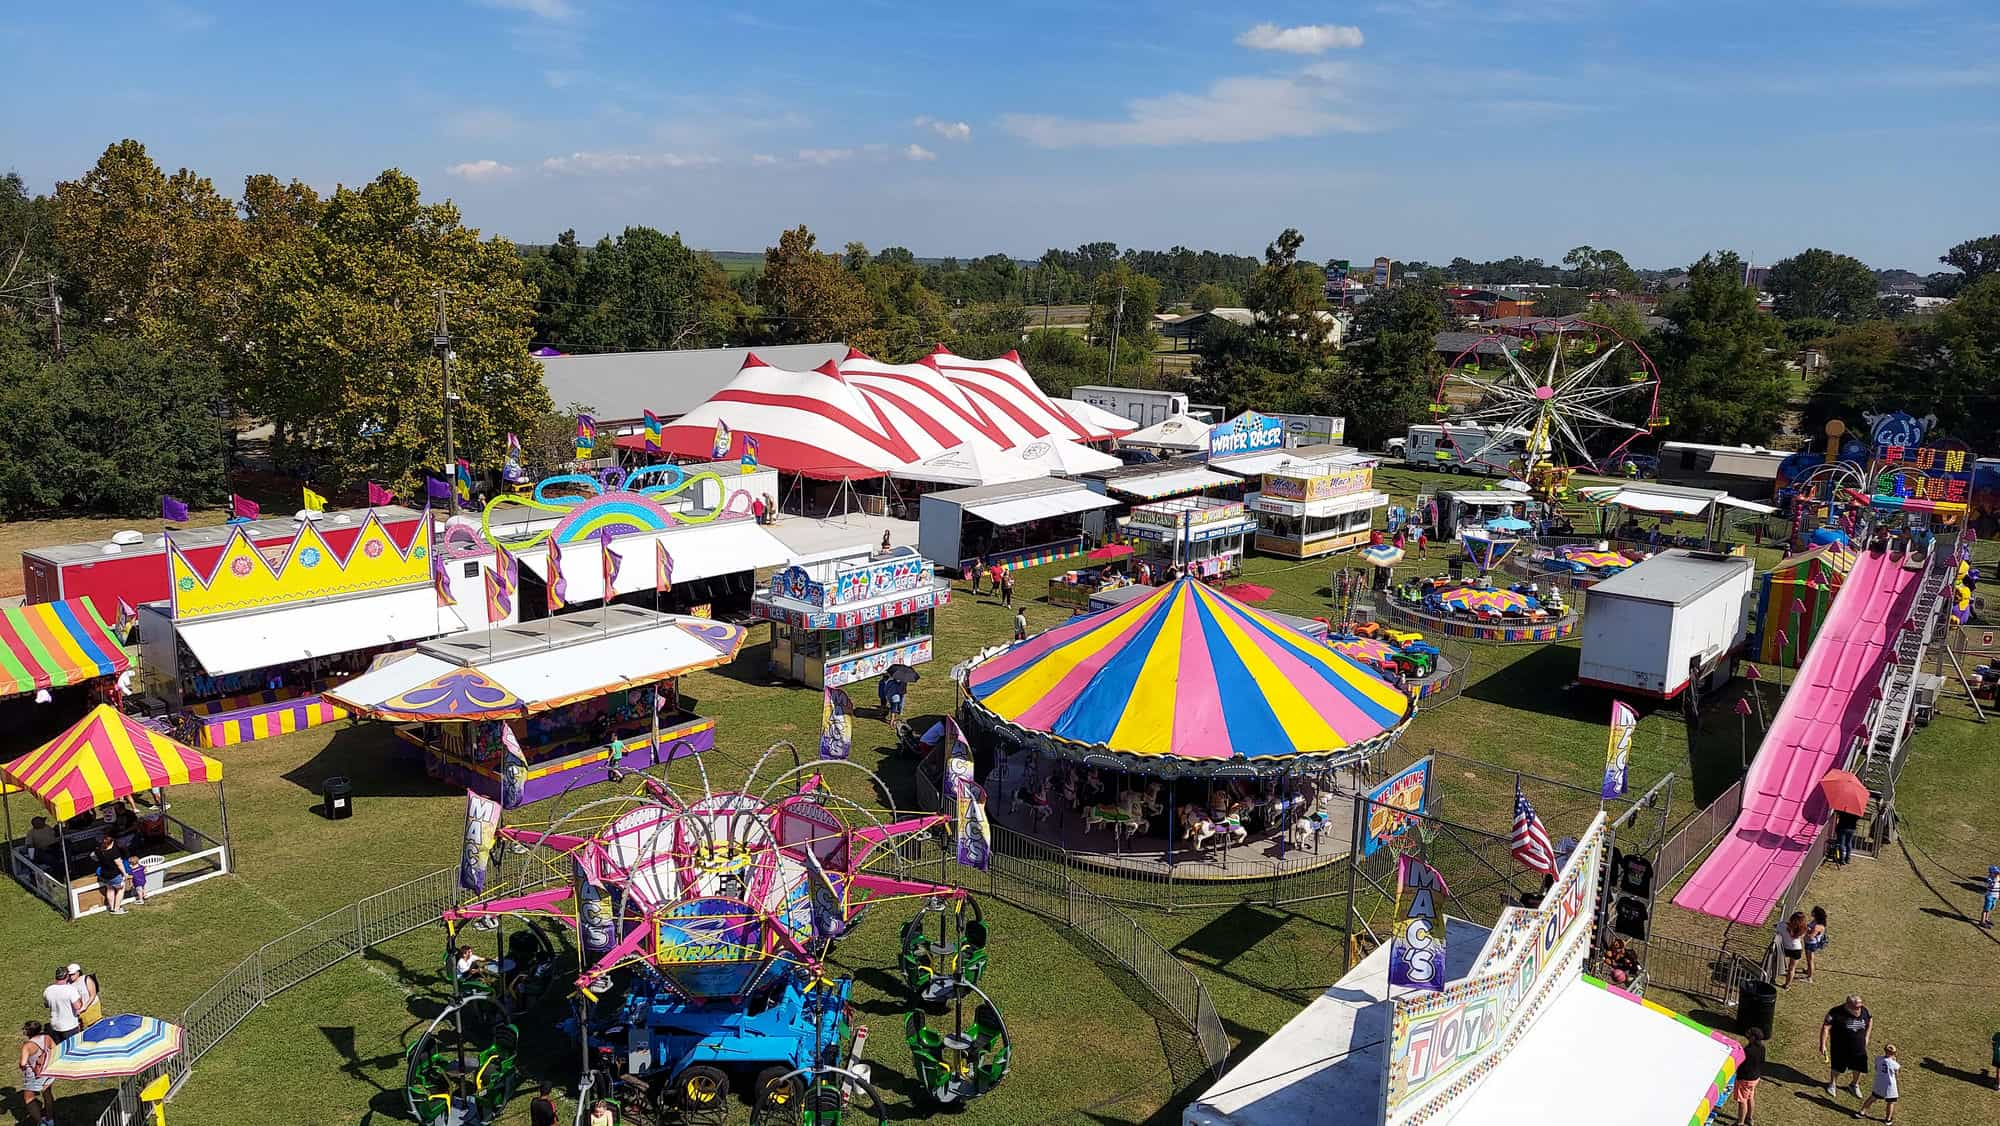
[403,747,1010,1125]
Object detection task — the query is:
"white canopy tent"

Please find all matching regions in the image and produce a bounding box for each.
[175,588,467,677]
[1121,413,1211,452]
[1011,437,1123,476]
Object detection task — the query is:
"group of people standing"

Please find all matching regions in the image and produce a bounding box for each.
[23,964,102,1126]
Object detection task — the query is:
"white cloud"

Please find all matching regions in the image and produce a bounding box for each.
[796,148,854,165]
[446,159,516,182]
[751,153,779,166]
[477,0,575,20]
[538,151,719,174]
[1001,70,1369,148]
[542,69,576,89]
[1237,22,1364,54]
[902,143,937,161]
[914,115,973,141]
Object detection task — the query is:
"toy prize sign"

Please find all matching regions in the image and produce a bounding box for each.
[1389,855,1449,992]
[1363,757,1432,857]
[1601,700,1636,799]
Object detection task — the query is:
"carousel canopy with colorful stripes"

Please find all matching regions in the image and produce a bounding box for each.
[0,600,129,699]
[966,577,1412,766]
[3,705,222,820]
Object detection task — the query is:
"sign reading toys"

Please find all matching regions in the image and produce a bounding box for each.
[1206,411,1287,458]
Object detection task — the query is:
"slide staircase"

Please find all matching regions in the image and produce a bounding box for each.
[1858,533,1958,829]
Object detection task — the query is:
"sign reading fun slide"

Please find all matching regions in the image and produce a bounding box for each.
[1382,813,1608,1125]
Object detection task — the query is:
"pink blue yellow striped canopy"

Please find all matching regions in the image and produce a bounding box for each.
[966,578,1411,763]
[1560,547,1634,570]
[1329,636,1399,670]
[1438,586,1535,613]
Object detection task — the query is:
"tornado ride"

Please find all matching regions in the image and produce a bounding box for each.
[1433,320,1663,499]
[405,749,1010,1125]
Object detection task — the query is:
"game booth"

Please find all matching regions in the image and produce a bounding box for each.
[323,605,745,807]
[1250,456,1389,559]
[917,479,1121,576]
[3,705,231,920]
[0,600,133,743]
[1123,496,1256,582]
[134,513,466,748]
[958,577,1414,877]
[1185,814,1744,1126]
[752,546,952,689]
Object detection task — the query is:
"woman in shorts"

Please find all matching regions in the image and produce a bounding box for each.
[1777,910,1807,987]
[20,1020,56,1126]
[1734,1027,1765,1125]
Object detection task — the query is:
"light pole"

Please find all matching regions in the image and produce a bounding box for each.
[434,289,455,477]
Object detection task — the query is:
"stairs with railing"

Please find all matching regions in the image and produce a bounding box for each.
[1855,533,1957,843]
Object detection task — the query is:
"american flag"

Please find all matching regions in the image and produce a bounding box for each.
[1511,786,1558,877]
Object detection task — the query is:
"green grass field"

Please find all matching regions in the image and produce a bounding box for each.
[5,465,1995,1125]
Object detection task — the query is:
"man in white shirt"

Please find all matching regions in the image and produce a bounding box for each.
[42,967,82,1043]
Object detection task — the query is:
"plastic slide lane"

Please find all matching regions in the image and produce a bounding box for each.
[1672,547,1924,924]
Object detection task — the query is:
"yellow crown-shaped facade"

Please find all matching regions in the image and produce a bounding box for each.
[169,513,432,620]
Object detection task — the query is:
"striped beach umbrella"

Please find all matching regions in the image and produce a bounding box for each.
[42,1014,185,1079]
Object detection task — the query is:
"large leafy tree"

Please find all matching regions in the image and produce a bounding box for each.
[1765,248,1876,323]
[755,226,871,345]
[1930,234,2000,298]
[1339,284,1446,446]
[520,229,585,345]
[854,253,953,361]
[1086,263,1159,363]
[0,334,229,517]
[1562,246,1639,293]
[574,227,735,351]
[1652,252,1790,445]
[248,169,549,489]
[0,173,61,342]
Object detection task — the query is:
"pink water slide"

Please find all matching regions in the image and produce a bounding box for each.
[1672,548,1925,925]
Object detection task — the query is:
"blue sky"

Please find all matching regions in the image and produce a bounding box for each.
[4,1,1997,270]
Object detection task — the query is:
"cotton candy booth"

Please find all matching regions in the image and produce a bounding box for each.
[956,578,1414,876]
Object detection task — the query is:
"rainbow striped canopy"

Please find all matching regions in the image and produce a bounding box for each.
[966,578,1411,764]
[3,705,222,820]
[1438,586,1535,613]
[1329,636,1399,669]
[1561,548,1634,571]
[0,601,129,699]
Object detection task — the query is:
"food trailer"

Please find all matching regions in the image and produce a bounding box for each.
[753,546,952,688]
[1250,455,1388,558]
[324,605,745,807]
[1125,496,1256,581]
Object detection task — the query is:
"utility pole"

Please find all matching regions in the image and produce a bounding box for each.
[434,289,454,478]
[1104,285,1126,382]
[47,275,61,358]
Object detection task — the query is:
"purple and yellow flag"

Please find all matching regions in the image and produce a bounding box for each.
[484,565,513,623]
[1388,854,1449,991]
[643,410,663,454]
[546,538,568,611]
[599,528,622,601]
[574,414,597,462]
[655,540,674,593]
[711,419,732,460]
[432,549,456,608]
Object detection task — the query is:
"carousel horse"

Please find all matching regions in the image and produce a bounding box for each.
[1084,791,1149,840]
[1013,777,1054,825]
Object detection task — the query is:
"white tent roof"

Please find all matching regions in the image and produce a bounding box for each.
[1011,437,1122,476]
[1054,397,1139,432]
[1122,414,1212,451]
[965,490,1119,526]
[1105,466,1236,500]
[926,348,1130,444]
[177,587,467,677]
[895,442,1044,486]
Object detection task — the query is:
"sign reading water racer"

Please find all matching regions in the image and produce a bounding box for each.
[1206,411,1286,458]
[1383,814,1609,1124]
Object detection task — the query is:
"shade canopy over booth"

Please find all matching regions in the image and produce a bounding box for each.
[3,704,221,820]
[964,577,1411,771]
[0,601,130,699]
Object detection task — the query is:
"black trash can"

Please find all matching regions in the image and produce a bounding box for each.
[322,775,354,820]
[1738,978,1778,1036]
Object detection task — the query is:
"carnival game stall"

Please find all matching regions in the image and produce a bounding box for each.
[1575,482,1777,551]
[961,577,1414,877]
[324,605,745,807]
[1124,496,1255,581]
[134,513,466,748]
[1250,455,1388,559]
[1378,573,1579,643]
[753,546,951,688]
[918,478,1120,575]
[2,705,231,920]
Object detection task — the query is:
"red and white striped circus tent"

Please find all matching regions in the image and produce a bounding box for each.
[632,346,1132,480]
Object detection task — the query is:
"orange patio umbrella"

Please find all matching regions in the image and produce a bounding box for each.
[1817,769,1871,817]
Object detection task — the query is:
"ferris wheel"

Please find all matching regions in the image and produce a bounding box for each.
[1431,319,1663,480]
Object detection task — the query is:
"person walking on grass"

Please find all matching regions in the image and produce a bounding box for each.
[1803,905,1829,982]
[1778,910,1808,987]
[1734,1027,1766,1126]
[1855,1043,1900,1122]
[1980,864,1998,928]
[19,1021,55,1126]
[1822,994,1874,1101]
[1000,568,1014,609]
[529,1082,560,1126]
[1013,609,1028,642]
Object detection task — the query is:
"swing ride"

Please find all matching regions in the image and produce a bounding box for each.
[402,746,1011,1125]
[1433,320,1663,499]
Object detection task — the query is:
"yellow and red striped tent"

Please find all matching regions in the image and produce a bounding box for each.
[2,705,222,820]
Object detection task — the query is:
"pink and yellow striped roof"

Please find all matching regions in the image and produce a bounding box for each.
[967,578,1412,762]
[3,705,222,820]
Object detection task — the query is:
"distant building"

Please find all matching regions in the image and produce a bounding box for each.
[1159,307,1350,353]
[1434,331,1522,367]
[1445,288,1537,320]
[534,342,849,434]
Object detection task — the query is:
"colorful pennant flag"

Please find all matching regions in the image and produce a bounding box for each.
[504,432,522,483]
[741,434,759,474]
[432,548,457,608]
[114,598,137,636]
[302,486,326,513]
[425,474,452,502]
[643,410,663,454]
[453,460,473,508]
[655,540,673,593]
[711,419,732,460]
[1602,699,1636,800]
[460,790,501,894]
[485,564,513,623]
[574,414,597,462]
[955,781,992,871]
[819,686,854,761]
[1389,854,1449,991]
[598,527,622,601]
[230,494,260,520]
[546,537,568,611]
[366,481,394,506]
[498,721,528,809]
[160,495,189,523]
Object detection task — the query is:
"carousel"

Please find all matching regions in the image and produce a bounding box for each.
[956,577,1414,878]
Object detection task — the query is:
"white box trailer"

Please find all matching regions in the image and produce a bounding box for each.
[1073,386,1190,429]
[1402,423,1528,476]
[1578,549,1755,699]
